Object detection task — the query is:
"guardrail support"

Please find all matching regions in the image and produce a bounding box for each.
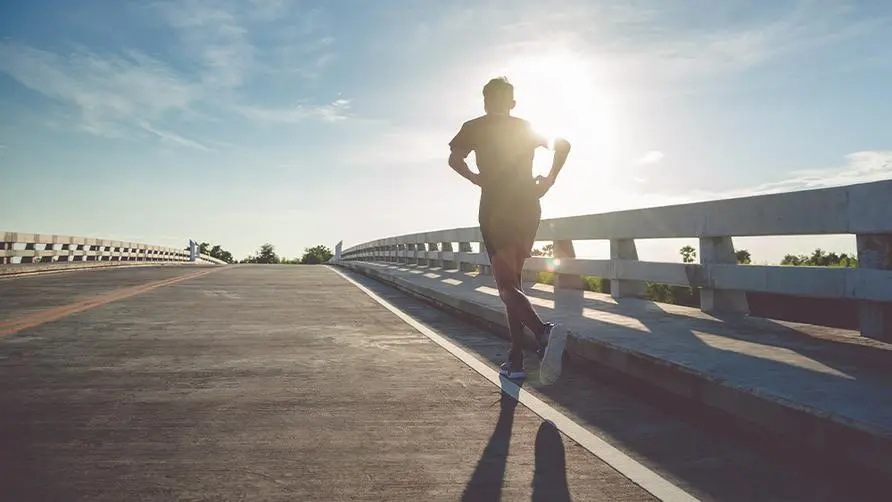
[700,236,750,315]
[857,233,892,341]
[441,242,455,270]
[554,239,583,290]
[459,242,475,272]
[610,239,645,298]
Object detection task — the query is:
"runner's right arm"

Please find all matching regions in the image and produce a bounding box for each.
[448,123,481,186]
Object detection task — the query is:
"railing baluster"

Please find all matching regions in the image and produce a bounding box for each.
[610,238,644,298]
[857,233,892,341]
[699,236,749,315]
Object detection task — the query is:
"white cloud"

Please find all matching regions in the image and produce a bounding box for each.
[661,150,892,205]
[152,0,254,90]
[0,42,206,144]
[0,1,346,149]
[238,99,350,124]
[740,150,892,195]
[635,150,664,165]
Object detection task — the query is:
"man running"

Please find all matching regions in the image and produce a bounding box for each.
[448,76,571,382]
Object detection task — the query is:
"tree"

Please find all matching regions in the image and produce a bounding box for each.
[185,241,235,264]
[735,249,752,264]
[255,243,279,264]
[208,244,234,264]
[680,245,697,264]
[531,244,554,257]
[300,245,334,264]
[781,248,857,267]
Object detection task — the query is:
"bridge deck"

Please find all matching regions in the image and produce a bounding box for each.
[0,265,653,500]
[1,265,888,500]
[339,261,892,474]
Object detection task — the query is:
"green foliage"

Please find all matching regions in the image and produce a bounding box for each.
[186,241,235,264]
[242,243,280,264]
[530,244,554,257]
[300,245,334,265]
[735,249,751,264]
[781,248,857,267]
[680,245,697,264]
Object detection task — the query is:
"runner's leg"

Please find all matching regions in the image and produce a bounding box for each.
[491,247,547,340]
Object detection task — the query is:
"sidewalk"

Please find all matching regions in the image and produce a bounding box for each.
[336,260,892,476]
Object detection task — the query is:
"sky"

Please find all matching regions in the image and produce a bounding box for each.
[1,0,891,263]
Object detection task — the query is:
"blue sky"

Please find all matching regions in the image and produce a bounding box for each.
[2,0,891,263]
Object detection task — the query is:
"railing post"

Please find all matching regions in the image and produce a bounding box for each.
[610,239,645,298]
[458,242,475,272]
[699,236,749,314]
[441,242,454,270]
[478,246,492,276]
[553,239,584,312]
[857,233,892,341]
[411,243,420,266]
[427,242,438,267]
[0,237,10,265]
[553,239,582,290]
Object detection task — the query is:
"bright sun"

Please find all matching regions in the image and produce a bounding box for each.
[488,49,618,178]
[482,48,625,212]
[500,51,610,143]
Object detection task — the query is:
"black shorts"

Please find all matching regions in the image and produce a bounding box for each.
[478,189,541,262]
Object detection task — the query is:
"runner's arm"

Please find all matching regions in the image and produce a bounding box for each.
[448,124,481,186]
[545,137,571,182]
[528,122,570,183]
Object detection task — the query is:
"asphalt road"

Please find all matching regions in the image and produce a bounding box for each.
[0,265,887,501]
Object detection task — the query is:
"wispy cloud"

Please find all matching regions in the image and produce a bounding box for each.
[151,0,254,91]
[0,42,204,144]
[664,150,892,204]
[741,150,892,195]
[635,150,664,165]
[0,1,345,149]
[137,121,213,151]
[238,99,350,124]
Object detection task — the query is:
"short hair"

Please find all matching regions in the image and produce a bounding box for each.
[483,77,514,101]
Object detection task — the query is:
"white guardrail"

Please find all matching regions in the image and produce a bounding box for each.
[0,232,227,266]
[337,179,892,341]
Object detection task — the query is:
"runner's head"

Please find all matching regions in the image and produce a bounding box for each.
[483,77,515,115]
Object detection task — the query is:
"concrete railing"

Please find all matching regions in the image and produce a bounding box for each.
[1,232,226,267]
[338,179,892,341]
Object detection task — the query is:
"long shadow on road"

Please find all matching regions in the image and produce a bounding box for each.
[461,380,519,501]
[337,265,890,502]
[461,377,573,502]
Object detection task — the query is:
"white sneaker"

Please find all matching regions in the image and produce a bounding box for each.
[539,323,568,385]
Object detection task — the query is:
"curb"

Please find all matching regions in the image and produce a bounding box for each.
[335,261,892,477]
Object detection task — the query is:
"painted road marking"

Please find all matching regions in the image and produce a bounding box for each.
[330,265,700,502]
[0,267,225,337]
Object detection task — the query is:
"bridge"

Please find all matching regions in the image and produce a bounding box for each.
[2,180,891,501]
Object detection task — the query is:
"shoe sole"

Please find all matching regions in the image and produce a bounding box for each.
[539,325,568,385]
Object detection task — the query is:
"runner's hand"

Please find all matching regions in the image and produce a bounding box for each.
[535,175,554,198]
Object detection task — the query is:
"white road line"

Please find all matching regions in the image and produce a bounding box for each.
[329,265,700,502]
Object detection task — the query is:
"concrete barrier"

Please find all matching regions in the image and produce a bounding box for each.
[0,232,226,275]
[338,180,892,341]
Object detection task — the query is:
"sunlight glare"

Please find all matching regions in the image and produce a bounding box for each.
[498,50,613,152]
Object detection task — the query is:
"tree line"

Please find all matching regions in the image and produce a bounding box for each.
[239,243,333,264]
[187,242,334,265]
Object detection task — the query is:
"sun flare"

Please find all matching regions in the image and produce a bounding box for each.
[498,51,610,144]
[481,48,625,211]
